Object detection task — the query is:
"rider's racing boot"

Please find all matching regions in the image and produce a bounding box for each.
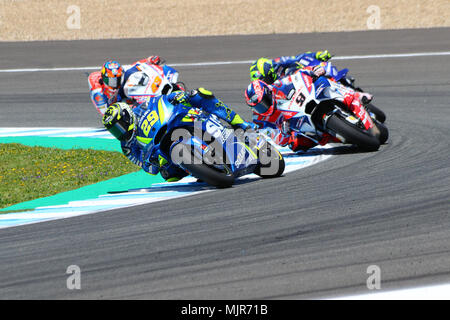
[318,132,341,146]
[289,132,317,152]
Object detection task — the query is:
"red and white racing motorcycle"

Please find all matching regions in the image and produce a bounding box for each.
[122,61,185,105]
[275,71,388,151]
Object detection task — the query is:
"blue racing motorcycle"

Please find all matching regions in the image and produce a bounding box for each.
[134,95,285,188]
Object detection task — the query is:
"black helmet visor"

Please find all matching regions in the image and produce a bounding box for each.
[251,86,273,114]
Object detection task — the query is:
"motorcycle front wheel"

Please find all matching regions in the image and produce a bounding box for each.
[177,144,235,188]
[365,103,386,123]
[326,114,381,151]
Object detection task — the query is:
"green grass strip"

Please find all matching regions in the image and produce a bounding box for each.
[1,136,121,152]
[1,170,164,212]
[0,142,143,209]
[0,136,166,212]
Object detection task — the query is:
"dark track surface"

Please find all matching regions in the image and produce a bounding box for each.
[0,28,449,299]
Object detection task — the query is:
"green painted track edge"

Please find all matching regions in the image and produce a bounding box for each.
[1,136,165,212]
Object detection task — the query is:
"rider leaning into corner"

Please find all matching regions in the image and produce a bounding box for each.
[244,67,374,152]
[249,50,338,84]
[102,89,257,182]
[88,55,167,115]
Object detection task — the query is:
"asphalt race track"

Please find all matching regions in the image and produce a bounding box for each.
[0,28,449,299]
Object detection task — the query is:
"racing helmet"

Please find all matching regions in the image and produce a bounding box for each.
[245,80,274,116]
[101,60,124,89]
[102,102,136,141]
[249,58,277,84]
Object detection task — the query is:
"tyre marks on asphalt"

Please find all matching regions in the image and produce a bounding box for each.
[0,128,334,229]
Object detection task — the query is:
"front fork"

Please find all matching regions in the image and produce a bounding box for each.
[329,81,375,130]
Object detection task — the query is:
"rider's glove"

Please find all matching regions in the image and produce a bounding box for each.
[295,61,305,70]
[313,65,326,77]
[169,91,191,106]
[280,120,291,135]
[147,55,162,65]
[316,50,332,62]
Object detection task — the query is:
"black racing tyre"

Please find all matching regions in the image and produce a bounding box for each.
[365,103,386,123]
[374,121,389,145]
[254,142,285,178]
[326,114,380,151]
[177,144,235,188]
[183,162,235,188]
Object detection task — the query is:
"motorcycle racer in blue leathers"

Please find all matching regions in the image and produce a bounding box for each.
[249,50,333,84]
[102,88,256,182]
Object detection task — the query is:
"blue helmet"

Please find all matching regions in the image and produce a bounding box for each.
[245,80,274,116]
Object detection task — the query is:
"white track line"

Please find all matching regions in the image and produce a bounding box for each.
[0,127,334,229]
[1,51,449,73]
[332,51,450,60]
[330,282,450,300]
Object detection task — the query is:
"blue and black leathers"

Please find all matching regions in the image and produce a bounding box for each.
[272,52,328,78]
[120,88,254,182]
[251,51,333,85]
[274,52,317,70]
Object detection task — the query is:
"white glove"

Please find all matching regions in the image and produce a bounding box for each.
[313,65,326,77]
[281,120,291,135]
